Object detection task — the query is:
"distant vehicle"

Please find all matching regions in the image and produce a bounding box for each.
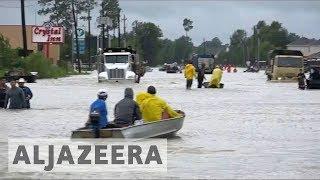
[96,48,145,83]
[305,59,320,89]
[192,54,215,74]
[244,60,259,73]
[145,66,153,72]
[3,69,38,83]
[166,63,181,73]
[159,63,168,71]
[266,49,304,81]
[258,61,267,70]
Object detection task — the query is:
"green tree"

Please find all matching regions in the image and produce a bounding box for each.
[173,36,193,63]
[196,37,223,55]
[37,0,95,33]
[134,21,163,65]
[0,34,17,68]
[158,39,175,64]
[100,0,121,38]
[183,18,193,37]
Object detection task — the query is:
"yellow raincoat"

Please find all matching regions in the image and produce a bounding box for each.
[136,92,180,122]
[184,64,196,80]
[209,67,223,88]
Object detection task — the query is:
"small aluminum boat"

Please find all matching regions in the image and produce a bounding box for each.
[71,111,185,139]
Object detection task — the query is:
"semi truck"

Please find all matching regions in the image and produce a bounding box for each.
[192,54,215,74]
[97,48,145,83]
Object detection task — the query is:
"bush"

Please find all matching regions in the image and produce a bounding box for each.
[17,53,67,78]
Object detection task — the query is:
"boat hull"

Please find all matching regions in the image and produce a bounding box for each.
[71,111,185,139]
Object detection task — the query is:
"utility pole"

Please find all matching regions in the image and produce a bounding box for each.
[134,21,138,50]
[203,38,206,54]
[72,0,81,73]
[122,14,127,48]
[257,30,260,61]
[87,9,92,69]
[117,10,121,47]
[20,0,28,57]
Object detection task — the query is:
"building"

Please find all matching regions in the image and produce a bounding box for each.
[0,25,61,64]
[307,51,320,60]
[287,37,320,57]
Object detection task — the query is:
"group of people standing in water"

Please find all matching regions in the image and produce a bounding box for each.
[184,61,224,89]
[0,78,33,109]
[87,86,181,138]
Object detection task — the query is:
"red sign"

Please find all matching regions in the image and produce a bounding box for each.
[32,26,64,43]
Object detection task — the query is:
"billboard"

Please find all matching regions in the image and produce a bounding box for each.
[32,26,65,43]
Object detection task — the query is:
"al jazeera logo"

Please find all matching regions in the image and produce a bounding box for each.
[8,139,167,172]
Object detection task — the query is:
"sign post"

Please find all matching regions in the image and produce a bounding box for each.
[73,28,85,55]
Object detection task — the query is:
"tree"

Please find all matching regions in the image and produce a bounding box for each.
[173,36,193,63]
[196,37,223,55]
[0,34,17,68]
[100,0,121,34]
[133,21,163,65]
[183,18,193,37]
[37,0,95,34]
[158,39,175,64]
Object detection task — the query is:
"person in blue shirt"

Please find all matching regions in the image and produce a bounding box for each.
[18,78,33,109]
[88,89,109,138]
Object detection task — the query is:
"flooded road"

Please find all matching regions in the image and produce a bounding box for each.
[1,69,320,178]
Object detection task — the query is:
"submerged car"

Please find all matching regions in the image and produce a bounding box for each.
[4,69,38,83]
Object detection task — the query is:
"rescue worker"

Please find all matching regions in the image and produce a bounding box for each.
[87,89,109,138]
[209,65,223,88]
[197,63,206,88]
[4,80,25,109]
[114,88,142,127]
[297,69,306,89]
[184,61,196,89]
[18,78,33,109]
[0,78,9,108]
[136,86,180,122]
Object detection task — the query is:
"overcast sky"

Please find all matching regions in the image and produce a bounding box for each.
[0,0,319,45]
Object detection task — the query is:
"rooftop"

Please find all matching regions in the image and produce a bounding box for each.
[307,51,320,59]
[288,37,320,46]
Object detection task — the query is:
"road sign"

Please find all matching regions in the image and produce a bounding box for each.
[32,26,64,43]
[76,28,85,39]
[73,39,85,54]
[96,16,112,26]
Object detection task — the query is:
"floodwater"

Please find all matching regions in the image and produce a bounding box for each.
[1,69,320,179]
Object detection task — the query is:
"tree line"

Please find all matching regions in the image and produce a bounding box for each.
[35,1,302,66]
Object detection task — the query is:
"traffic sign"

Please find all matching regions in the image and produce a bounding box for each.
[73,39,85,54]
[76,28,85,39]
[96,16,112,26]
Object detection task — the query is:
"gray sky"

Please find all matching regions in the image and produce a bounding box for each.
[0,0,319,45]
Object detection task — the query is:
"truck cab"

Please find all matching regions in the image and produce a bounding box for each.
[266,50,304,81]
[192,54,215,74]
[97,48,143,83]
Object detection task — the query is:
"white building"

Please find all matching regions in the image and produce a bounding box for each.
[287,38,320,56]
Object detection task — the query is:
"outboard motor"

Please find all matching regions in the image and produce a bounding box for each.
[89,110,100,123]
[89,110,101,138]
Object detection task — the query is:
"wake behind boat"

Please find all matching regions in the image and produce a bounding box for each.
[71,110,185,139]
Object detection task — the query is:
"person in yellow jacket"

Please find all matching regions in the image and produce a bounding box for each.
[136,86,181,122]
[184,61,197,89]
[209,65,223,88]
